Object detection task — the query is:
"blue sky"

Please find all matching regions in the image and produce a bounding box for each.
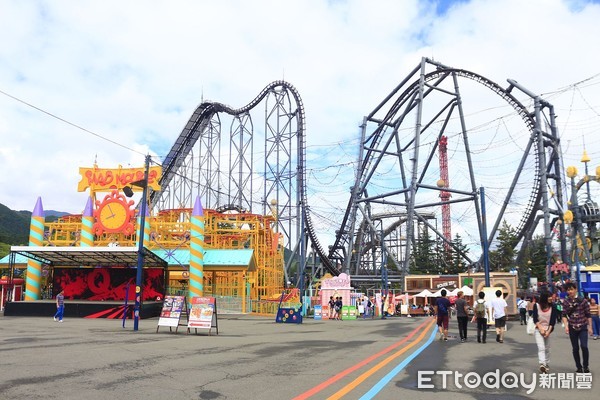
[1,0,599,251]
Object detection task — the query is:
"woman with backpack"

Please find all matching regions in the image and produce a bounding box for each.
[533,291,559,374]
[471,291,489,343]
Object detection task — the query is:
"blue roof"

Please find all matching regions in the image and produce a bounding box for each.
[0,253,30,265]
[1,248,255,269]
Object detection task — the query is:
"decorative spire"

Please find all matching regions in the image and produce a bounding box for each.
[83,196,93,217]
[32,197,44,217]
[581,149,590,163]
[193,196,204,217]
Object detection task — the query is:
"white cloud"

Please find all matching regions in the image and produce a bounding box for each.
[0,0,599,255]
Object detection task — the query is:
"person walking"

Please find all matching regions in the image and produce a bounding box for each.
[455,291,469,342]
[490,290,508,343]
[471,291,489,343]
[527,296,537,319]
[53,289,65,322]
[328,296,335,320]
[357,299,364,318]
[561,282,593,373]
[553,292,564,327]
[590,298,599,340]
[517,295,527,325]
[334,296,343,321]
[533,292,559,374]
[435,289,451,341]
[363,297,371,319]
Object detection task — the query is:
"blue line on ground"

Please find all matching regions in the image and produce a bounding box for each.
[359,323,438,400]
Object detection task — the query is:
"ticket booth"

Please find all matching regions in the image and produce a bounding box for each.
[0,277,24,311]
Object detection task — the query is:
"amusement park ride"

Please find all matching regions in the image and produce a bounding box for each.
[4,58,600,317]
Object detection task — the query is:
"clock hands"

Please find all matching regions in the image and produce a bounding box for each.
[106,204,116,219]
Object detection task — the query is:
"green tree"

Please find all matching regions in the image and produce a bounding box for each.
[446,233,469,274]
[410,225,438,274]
[489,220,517,272]
[520,234,551,285]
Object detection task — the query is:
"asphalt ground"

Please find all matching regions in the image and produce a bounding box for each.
[0,313,597,400]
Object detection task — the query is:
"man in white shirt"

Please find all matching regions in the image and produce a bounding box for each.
[490,290,508,343]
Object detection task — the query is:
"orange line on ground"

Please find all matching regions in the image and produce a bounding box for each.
[326,318,436,399]
[292,318,433,400]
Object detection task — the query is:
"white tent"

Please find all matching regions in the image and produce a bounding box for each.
[414,289,433,297]
[431,288,459,297]
[394,293,414,301]
[458,285,474,296]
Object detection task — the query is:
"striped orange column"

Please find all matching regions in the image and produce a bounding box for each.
[136,205,151,248]
[189,196,205,301]
[24,197,44,300]
[80,197,94,248]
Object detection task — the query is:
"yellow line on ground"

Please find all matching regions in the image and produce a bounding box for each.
[327,318,436,400]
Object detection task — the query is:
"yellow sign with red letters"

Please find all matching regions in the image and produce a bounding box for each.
[77,165,162,192]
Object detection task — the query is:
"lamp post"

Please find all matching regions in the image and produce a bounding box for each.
[480,187,491,287]
[565,165,582,295]
[125,155,151,331]
[527,260,532,290]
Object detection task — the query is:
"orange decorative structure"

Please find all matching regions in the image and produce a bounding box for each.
[43,200,285,313]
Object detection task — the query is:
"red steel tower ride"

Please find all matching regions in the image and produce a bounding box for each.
[438,136,451,252]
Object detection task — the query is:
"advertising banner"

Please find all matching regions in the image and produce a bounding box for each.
[157,295,185,328]
[188,297,216,330]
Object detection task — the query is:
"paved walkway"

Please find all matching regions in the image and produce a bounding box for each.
[0,314,596,399]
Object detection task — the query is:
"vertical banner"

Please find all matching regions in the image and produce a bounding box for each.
[314,304,322,320]
[321,305,330,320]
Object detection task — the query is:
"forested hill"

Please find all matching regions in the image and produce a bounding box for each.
[0,203,69,257]
[0,203,31,245]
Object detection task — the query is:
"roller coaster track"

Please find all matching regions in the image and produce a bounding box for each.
[152,61,562,280]
[151,81,338,276]
[329,59,552,273]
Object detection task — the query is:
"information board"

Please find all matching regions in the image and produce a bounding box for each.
[188,296,218,334]
[313,305,323,320]
[157,295,186,332]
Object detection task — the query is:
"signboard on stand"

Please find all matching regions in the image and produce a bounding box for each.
[157,295,186,333]
[187,296,219,335]
[341,305,357,320]
[321,305,330,320]
[276,306,303,323]
[314,304,323,320]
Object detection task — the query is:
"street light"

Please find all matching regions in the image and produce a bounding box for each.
[124,155,151,331]
[526,260,532,290]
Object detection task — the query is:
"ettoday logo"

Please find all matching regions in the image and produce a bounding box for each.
[417,369,593,394]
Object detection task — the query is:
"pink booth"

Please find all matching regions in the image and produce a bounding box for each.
[319,273,352,319]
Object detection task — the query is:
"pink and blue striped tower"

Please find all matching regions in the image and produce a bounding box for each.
[189,196,205,301]
[24,197,44,300]
[80,197,94,248]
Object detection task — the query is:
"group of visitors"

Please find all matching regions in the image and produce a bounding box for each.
[328,296,344,320]
[434,288,508,343]
[433,283,598,374]
[355,296,375,319]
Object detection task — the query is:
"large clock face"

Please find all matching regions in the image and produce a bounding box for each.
[93,191,135,235]
[99,200,128,230]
